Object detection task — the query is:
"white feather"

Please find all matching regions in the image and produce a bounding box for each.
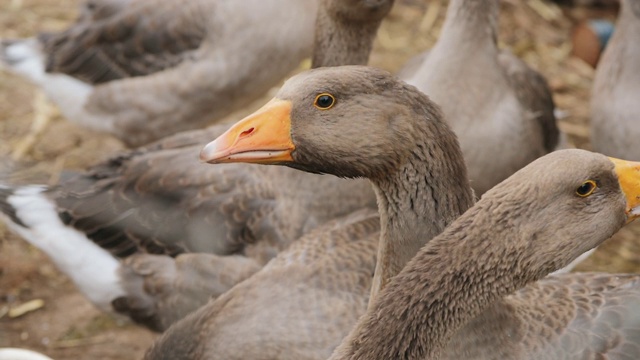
[0,39,105,132]
[2,38,46,83]
[550,248,595,275]
[0,348,53,360]
[0,186,125,312]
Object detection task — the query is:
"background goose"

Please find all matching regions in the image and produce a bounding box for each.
[0,0,393,332]
[590,0,640,160]
[187,66,640,360]
[400,0,561,195]
[0,0,319,146]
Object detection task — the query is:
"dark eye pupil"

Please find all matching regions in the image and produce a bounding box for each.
[577,182,593,195]
[317,95,333,108]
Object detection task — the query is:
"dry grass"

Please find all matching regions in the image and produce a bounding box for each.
[0,0,638,359]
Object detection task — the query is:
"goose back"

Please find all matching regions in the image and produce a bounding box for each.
[41,0,211,84]
[1,0,320,146]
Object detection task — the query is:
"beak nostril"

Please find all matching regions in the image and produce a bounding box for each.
[239,127,255,138]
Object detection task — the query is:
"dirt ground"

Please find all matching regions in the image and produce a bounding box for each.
[0,0,638,359]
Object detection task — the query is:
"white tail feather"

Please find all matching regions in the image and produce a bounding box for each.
[1,38,47,83]
[1,186,125,312]
[0,348,54,360]
[1,38,102,132]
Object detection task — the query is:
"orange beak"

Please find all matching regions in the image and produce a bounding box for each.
[200,99,295,164]
[610,157,640,221]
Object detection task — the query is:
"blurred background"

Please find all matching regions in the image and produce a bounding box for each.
[0,0,635,359]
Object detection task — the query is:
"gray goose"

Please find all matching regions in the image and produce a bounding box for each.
[0,0,393,331]
[591,0,640,159]
[401,0,561,195]
[0,0,318,146]
[198,67,640,360]
[331,149,640,360]
[145,66,474,360]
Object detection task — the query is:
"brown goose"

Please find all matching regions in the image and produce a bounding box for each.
[0,0,393,331]
[0,0,318,146]
[331,150,640,360]
[591,0,640,159]
[198,66,640,360]
[146,65,474,360]
[401,0,560,195]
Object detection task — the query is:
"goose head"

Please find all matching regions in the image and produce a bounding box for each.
[475,149,640,274]
[200,66,454,181]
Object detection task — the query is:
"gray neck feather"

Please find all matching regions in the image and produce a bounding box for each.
[333,200,549,360]
[435,0,498,56]
[368,108,475,303]
[311,4,386,67]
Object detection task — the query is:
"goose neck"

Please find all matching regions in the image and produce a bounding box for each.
[368,118,474,302]
[311,3,389,67]
[334,201,548,360]
[434,0,499,55]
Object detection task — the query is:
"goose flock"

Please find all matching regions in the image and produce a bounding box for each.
[1,0,639,359]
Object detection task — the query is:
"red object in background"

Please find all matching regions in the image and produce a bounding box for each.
[572,19,615,67]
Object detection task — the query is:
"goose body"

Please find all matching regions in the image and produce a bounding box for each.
[196,67,640,360]
[0,0,392,331]
[591,0,640,159]
[146,209,380,360]
[0,126,375,330]
[148,65,474,359]
[443,272,640,359]
[0,0,318,146]
[402,0,559,195]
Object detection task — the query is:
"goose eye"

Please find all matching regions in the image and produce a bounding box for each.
[576,180,597,197]
[314,93,335,110]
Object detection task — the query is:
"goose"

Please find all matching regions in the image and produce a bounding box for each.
[197,66,640,360]
[331,149,640,360]
[145,65,475,360]
[0,0,319,147]
[591,0,640,160]
[400,0,561,195]
[0,0,393,332]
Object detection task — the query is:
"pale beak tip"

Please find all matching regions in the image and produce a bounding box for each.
[629,203,640,218]
[200,141,222,163]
